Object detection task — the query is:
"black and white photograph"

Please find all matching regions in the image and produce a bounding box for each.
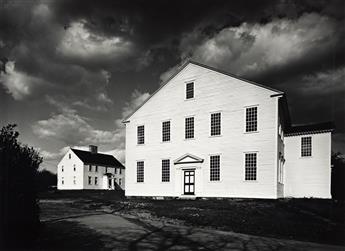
[0,0,344,250]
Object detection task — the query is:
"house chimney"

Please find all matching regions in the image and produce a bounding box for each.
[89,145,98,154]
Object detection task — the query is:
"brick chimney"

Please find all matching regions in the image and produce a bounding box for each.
[89,145,98,154]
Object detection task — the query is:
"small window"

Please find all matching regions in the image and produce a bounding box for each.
[211,113,221,136]
[89,165,92,172]
[95,166,98,172]
[115,168,117,174]
[301,137,312,157]
[69,153,71,159]
[245,153,257,181]
[73,164,76,171]
[162,159,170,182]
[105,167,108,173]
[119,178,122,186]
[88,176,92,185]
[186,82,194,99]
[61,177,64,185]
[137,161,144,182]
[137,125,145,144]
[119,168,122,174]
[185,117,194,139]
[73,176,76,185]
[210,155,220,181]
[246,107,258,132]
[95,177,98,185]
[62,166,64,172]
[162,121,171,142]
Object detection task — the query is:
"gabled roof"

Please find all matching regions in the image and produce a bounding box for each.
[71,149,124,168]
[285,122,335,136]
[123,60,283,122]
[174,153,204,165]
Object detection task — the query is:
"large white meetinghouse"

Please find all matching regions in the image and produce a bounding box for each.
[123,61,334,199]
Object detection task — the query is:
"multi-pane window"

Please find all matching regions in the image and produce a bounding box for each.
[137,161,144,182]
[246,107,258,132]
[61,177,64,185]
[211,113,221,136]
[186,82,194,99]
[210,155,220,181]
[89,165,92,172]
[115,168,117,174]
[69,153,71,159]
[137,125,145,144]
[73,176,76,185]
[120,168,122,174]
[62,166,64,172]
[245,153,257,181]
[88,176,92,185]
[95,177,98,185]
[162,121,171,142]
[95,166,98,172]
[185,117,194,139]
[301,137,312,157]
[73,164,76,171]
[162,159,170,182]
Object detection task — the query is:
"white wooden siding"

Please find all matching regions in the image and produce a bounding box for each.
[125,63,280,198]
[284,132,331,198]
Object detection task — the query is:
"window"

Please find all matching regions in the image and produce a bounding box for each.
[137,161,144,182]
[95,166,98,172]
[69,153,71,159]
[211,113,221,136]
[162,159,170,182]
[210,155,220,181]
[162,121,171,142]
[95,177,98,185]
[62,165,64,172]
[245,153,257,181]
[88,176,92,185]
[119,178,122,186]
[301,136,312,157]
[89,165,92,172]
[115,168,117,174]
[61,177,64,185]
[186,82,194,99]
[185,117,194,139]
[105,167,108,173]
[137,125,145,144]
[119,168,122,174]
[73,164,76,171]
[73,176,76,185]
[246,107,258,132]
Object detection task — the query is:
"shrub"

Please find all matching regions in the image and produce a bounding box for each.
[0,124,42,249]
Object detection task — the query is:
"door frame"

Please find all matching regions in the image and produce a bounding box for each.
[183,169,195,195]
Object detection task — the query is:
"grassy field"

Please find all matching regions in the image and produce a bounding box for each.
[39,190,345,245]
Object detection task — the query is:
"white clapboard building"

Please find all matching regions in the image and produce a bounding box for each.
[57,145,125,190]
[123,61,334,199]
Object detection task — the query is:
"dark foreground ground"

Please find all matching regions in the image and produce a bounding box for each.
[34,190,345,250]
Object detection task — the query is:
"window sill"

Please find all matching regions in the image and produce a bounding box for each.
[243,180,258,183]
[208,180,222,183]
[209,134,222,138]
[184,138,195,141]
[184,98,195,101]
[137,144,145,146]
[243,131,259,134]
[161,141,171,144]
[300,156,313,159]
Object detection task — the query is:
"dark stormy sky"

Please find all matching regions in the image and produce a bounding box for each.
[0,0,344,173]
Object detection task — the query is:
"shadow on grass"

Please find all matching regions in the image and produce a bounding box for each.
[33,221,107,251]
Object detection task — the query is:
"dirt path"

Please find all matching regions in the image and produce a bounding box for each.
[59,213,343,251]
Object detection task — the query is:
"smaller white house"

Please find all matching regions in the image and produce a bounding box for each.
[57,145,125,190]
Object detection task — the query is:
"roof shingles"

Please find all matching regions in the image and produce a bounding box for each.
[71,149,124,168]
